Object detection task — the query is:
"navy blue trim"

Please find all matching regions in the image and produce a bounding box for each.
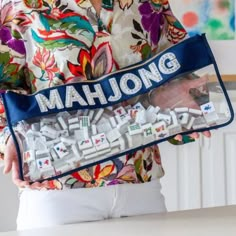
[3,34,213,124]
[202,35,234,124]
[2,34,235,182]
[1,94,24,181]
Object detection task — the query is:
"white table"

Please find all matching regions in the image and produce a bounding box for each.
[1,205,236,236]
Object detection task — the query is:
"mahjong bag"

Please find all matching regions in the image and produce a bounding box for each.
[1,34,234,183]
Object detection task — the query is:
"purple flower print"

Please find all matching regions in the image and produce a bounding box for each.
[138,2,164,45]
[0,26,26,55]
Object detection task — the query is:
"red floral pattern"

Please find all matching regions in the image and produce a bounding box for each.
[0,0,187,189]
[33,47,59,81]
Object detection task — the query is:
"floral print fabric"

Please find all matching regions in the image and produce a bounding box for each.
[0,0,186,189]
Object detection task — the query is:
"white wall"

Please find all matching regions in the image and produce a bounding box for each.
[209,41,236,75]
[169,0,236,75]
[0,167,19,232]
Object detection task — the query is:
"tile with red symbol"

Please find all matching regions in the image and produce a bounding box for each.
[78,138,93,150]
[114,107,127,116]
[23,150,35,162]
[53,142,69,158]
[36,157,52,169]
[92,133,110,151]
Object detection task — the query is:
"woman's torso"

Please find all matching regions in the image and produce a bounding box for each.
[0,0,186,189]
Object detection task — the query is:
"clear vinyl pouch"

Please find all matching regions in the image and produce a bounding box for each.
[2,34,234,183]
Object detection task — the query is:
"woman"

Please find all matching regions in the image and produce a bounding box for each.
[0,0,210,230]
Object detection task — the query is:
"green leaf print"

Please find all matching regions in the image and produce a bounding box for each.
[27,70,37,93]
[11,30,22,40]
[44,15,94,34]
[39,39,86,49]
[60,22,72,30]
[141,44,151,60]
[0,52,10,65]
[68,25,80,34]
[134,158,142,174]
[65,178,78,186]
[31,30,88,49]
[5,64,18,75]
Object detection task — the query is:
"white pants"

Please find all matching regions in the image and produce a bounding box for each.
[17,180,166,230]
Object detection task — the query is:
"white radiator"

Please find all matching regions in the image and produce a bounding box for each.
[160,113,236,212]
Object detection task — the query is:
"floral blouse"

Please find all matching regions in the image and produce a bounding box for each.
[0,0,187,189]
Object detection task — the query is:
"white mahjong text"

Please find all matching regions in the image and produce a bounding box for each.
[35,53,181,113]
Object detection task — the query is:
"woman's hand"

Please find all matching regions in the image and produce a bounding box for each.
[174,130,211,142]
[3,136,49,189]
[3,136,30,188]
